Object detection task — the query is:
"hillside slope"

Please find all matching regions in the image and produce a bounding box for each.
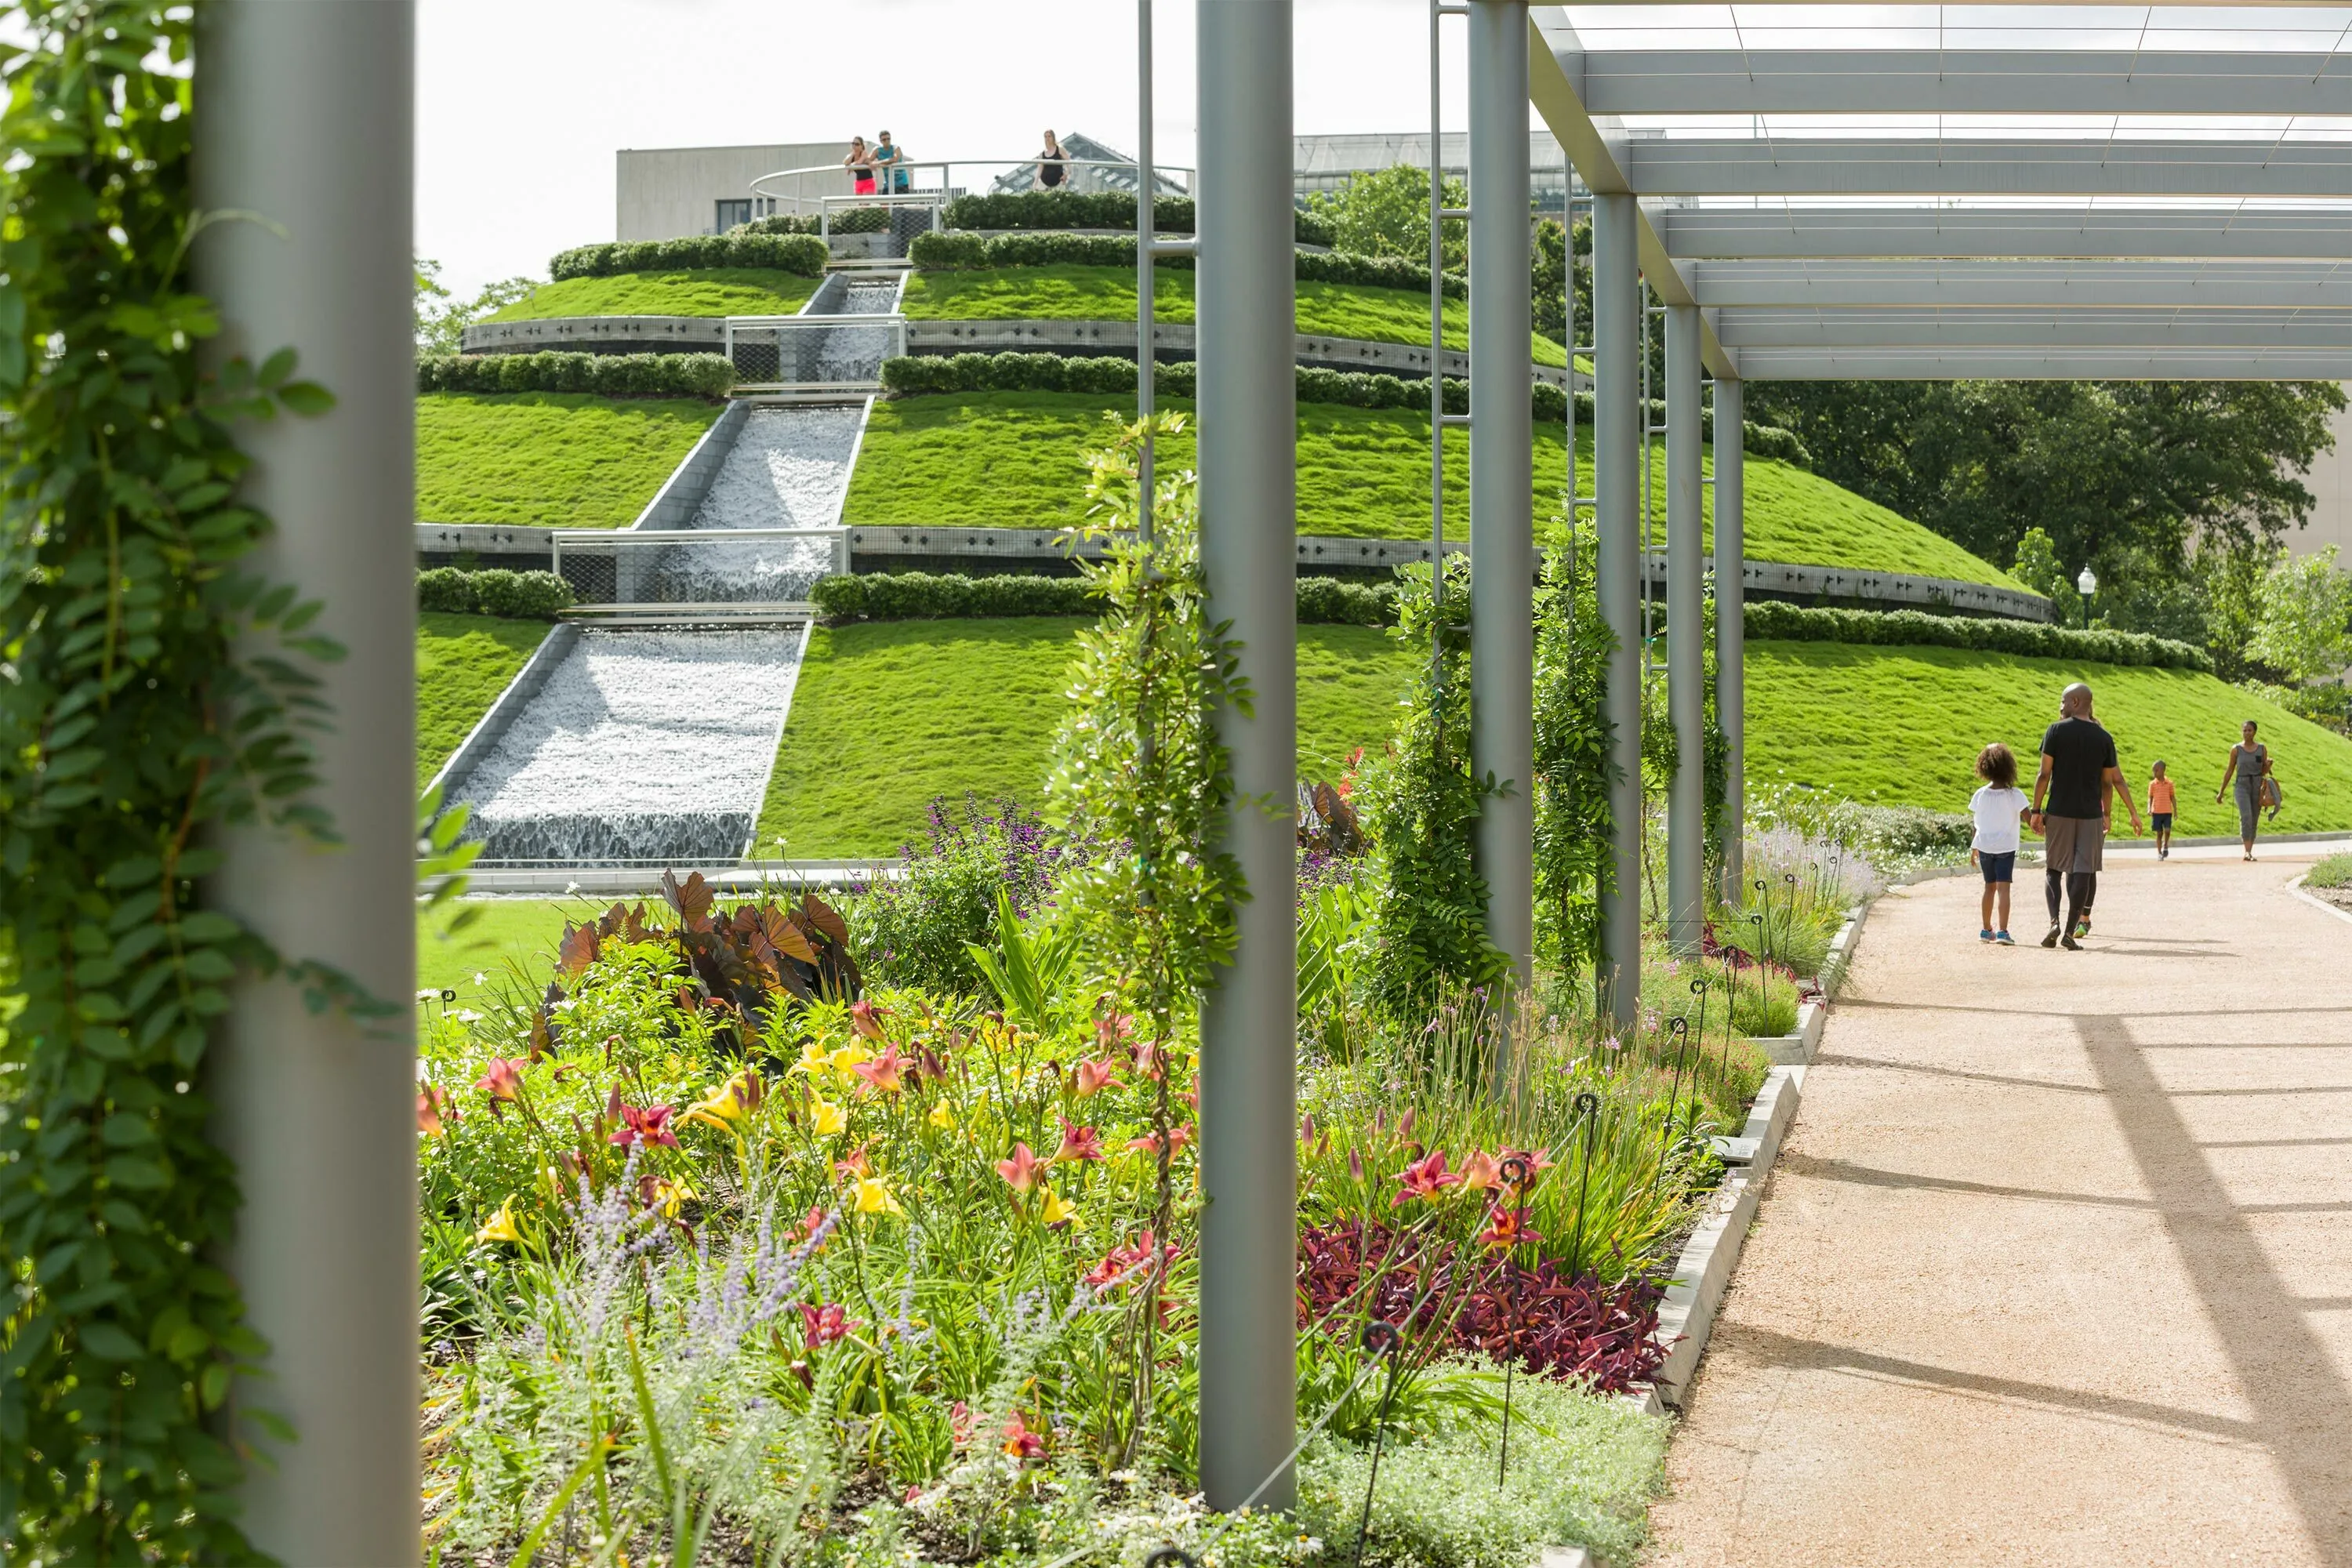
[748,619,2352,855]
[487,268,818,321]
[844,392,2021,589]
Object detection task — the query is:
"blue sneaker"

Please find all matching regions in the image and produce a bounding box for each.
[1994,931,2015,946]
[1980,928,1994,942]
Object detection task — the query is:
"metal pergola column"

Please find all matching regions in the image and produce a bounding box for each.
[1194,0,1298,1514]
[1469,0,1535,1038]
[1664,303,1704,955]
[1592,190,1643,1024]
[1715,378,1745,903]
[194,1,418,1556]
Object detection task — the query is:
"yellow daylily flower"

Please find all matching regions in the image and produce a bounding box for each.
[645,1176,697,1219]
[826,1043,872,1090]
[851,1175,904,1216]
[811,1098,848,1137]
[681,1076,751,1131]
[791,1040,831,1079]
[927,1099,956,1131]
[1036,1185,1078,1226]
[474,1196,524,1245]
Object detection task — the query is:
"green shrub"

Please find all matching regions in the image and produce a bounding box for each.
[416,566,574,620]
[1744,600,2209,671]
[1842,804,1975,861]
[2307,851,2352,890]
[812,570,1401,626]
[547,232,828,280]
[909,230,1466,298]
[938,188,1336,246]
[416,350,735,399]
[730,209,888,236]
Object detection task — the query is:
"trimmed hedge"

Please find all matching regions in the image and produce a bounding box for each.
[416,352,735,398]
[909,230,1465,299]
[938,190,1337,247]
[417,567,575,620]
[1744,601,2208,672]
[548,233,829,281]
[877,353,1809,465]
[813,570,1399,626]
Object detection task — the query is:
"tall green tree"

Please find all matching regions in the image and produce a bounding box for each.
[1303,165,1466,272]
[1745,379,2344,631]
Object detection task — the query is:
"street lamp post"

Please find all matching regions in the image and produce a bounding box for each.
[2077,564,2098,630]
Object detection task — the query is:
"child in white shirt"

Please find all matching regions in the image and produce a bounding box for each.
[1969,742,2029,946]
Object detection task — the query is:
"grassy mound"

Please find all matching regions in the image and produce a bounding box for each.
[485,268,820,321]
[755,619,1406,856]
[417,391,722,528]
[902,263,1570,368]
[843,391,2020,589]
[1745,641,2352,839]
[417,612,549,786]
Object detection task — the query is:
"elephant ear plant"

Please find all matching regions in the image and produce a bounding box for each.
[0,4,348,1559]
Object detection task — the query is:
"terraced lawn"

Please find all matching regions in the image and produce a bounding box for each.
[749,622,2352,855]
[755,619,1410,856]
[842,391,2023,589]
[1744,641,2352,839]
[416,392,722,528]
[901,263,1570,368]
[484,268,820,321]
[416,612,549,786]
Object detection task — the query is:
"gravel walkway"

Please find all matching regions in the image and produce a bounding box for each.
[1650,854,2352,1566]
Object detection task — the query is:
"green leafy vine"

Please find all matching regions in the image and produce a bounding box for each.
[0,3,340,1558]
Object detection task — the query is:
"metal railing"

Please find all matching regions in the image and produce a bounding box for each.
[746,156,1197,220]
[722,314,906,394]
[550,527,848,615]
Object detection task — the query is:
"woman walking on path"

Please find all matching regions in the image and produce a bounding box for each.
[2216,719,2272,861]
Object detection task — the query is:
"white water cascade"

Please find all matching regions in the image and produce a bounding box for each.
[452,629,807,864]
[648,405,863,603]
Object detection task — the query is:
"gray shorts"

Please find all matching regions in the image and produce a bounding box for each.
[2043,813,2105,874]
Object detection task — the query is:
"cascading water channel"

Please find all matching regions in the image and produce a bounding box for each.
[449,279,905,864]
[452,628,807,865]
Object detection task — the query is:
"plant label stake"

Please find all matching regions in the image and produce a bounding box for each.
[1353,1320,1406,1568]
[1569,1091,1601,1279]
[1495,1152,1533,1487]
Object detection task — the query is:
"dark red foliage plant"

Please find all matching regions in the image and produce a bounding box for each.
[1298,1221,1667,1395]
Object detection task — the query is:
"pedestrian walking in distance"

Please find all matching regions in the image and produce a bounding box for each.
[1969,742,2029,946]
[2147,760,2176,861]
[2215,720,2273,861]
[2030,681,2142,950]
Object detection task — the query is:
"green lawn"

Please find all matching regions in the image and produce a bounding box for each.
[417,613,549,787]
[484,268,820,321]
[416,392,722,528]
[1745,641,2352,837]
[418,900,572,1004]
[843,391,2021,589]
[756,619,1414,856]
[902,263,1570,368]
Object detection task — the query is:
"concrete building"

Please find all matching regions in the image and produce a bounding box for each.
[616,143,848,240]
[2285,394,2352,561]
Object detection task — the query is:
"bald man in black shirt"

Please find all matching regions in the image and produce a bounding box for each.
[2030,681,2142,949]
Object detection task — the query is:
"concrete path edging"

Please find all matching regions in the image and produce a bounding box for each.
[2285,871,2352,927]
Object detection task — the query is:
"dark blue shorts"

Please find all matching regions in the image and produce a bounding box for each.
[1978,850,2016,884]
[2152,812,2173,832]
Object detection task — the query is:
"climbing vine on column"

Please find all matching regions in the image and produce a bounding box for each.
[0,3,338,1559]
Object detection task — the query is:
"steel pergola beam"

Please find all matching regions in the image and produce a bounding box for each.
[1529,8,1738,379]
[1689,259,2352,310]
[1580,48,2352,117]
[1653,204,2352,261]
[1733,346,2352,379]
[1623,138,2352,201]
[1715,307,2352,350]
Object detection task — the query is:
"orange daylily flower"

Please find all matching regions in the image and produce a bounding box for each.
[1072,1057,1123,1097]
[1479,1203,1541,1250]
[1392,1149,1463,1205]
[1052,1120,1105,1164]
[849,999,888,1040]
[996,1142,1044,1194]
[851,1047,906,1096]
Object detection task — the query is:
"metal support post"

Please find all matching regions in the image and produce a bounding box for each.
[1468,0,1534,1039]
[1138,0,1157,514]
[1665,305,1705,955]
[193,2,418,1559]
[1715,378,1747,902]
[1592,192,1642,1025]
[1195,0,1298,1514]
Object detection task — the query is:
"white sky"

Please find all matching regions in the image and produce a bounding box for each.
[416,0,1472,296]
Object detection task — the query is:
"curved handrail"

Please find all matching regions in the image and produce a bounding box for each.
[748,156,1195,213]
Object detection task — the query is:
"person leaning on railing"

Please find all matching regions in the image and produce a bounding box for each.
[1034,129,1068,190]
[873,129,910,194]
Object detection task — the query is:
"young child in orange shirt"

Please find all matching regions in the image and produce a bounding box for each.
[2147,760,2176,861]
